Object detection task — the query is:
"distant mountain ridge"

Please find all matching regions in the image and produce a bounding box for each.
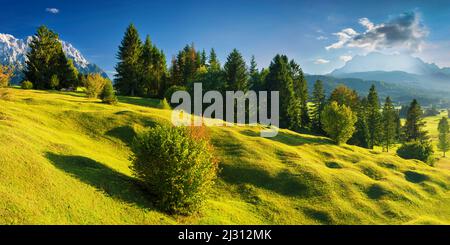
[0,33,108,83]
[330,52,450,91]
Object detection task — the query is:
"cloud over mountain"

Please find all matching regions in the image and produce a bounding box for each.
[326,12,428,53]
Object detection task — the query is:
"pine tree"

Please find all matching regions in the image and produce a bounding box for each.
[25,26,65,89]
[57,52,79,89]
[265,54,301,130]
[289,60,309,130]
[381,97,396,152]
[367,85,382,148]
[403,99,428,142]
[248,55,261,91]
[114,24,142,96]
[311,80,326,133]
[438,117,450,157]
[208,48,221,72]
[348,98,370,148]
[223,49,248,91]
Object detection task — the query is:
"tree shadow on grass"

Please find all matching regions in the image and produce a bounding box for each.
[46,152,155,210]
[221,164,325,198]
[240,129,332,146]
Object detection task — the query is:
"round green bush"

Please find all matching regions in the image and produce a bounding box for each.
[164,85,187,104]
[397,141,435,165]
[100,79,117,104]
[131,124,217,214]
[21,80,33,89]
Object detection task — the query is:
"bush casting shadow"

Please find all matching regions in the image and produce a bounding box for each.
[46,152,155,210]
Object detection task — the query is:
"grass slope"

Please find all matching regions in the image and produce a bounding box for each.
[1,88,450,224]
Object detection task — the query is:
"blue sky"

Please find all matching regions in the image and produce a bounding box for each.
[1,0,449,76]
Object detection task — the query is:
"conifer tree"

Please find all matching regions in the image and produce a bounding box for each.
[57,52,79,89]
[381,97,396,152]
[114,24,142,96]
[311,80,326,133]
[367,85,382,148]
[403,99,428,142]
[248,55,261,91]
[289,60,309,129]
[438,117,450,157]
[208,48,221,72]
[101,79,118,104]
[25,26,66,89]
[265,54,301,130]
[223,49,248,91]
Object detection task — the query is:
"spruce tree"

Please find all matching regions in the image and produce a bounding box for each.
[208,48,221,72]
[348,98,370,148]
[101,79,118,104]
[224,49,248,91]
[114,24,142,96]
[438,117,450,157]
[248,55,261,91]
[403,99,428,142]
[265,55,301,130]
[367,85,381,148]
[311,80,326,134]
[57,52,79,89]
[25,26,65,89]
[290,60,309,130]
[381,97,396,152]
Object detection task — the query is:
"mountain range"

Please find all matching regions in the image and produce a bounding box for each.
[330,52,450,91]
[0,33,107,83]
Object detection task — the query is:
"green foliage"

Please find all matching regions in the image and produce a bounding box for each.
[114,24,143,96]
[321,101,357,145]
[140,35,167,98]
[311,80,326,133]
[158,98,171,110]
[85,74,107,98]
[367,85,382,148]
[265,54,301,130]
[438,117,450,157]
[397,141,435,165]
[170,44,201,87]
[50,75,59,90]
[131,125,218,214]
[25,25,78,90]
[163,85,187,105]
[208,48,221,72]
[381,97,397,152]
[329,85,359,109]
[0,65,13,88]
[403,99,429,142]
[100,79,117,104]
[224,49,248,91]
[21,81,33,89]
[290,60,309,130]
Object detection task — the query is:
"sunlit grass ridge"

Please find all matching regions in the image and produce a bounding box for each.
[0,88,449,224]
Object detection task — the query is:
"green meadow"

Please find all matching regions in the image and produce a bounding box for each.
[1,88,450,224]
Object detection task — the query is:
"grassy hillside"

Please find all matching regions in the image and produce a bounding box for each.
[1,88,450,224]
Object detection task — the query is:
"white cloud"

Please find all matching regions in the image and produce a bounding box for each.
[314,59,330,64]
[316,36,328,40]
[339,55,353,62]
[46,8,60,14]
[326,28,358,50]
[325,12,428,53]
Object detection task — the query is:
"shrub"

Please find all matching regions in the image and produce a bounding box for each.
[0,65,13,88]
[50,75,59,90]
[100,79,117,104]
[131,124,218,214]
[21,81,33,89]
[157,98,171,110]
[321,101,358,145]
[397,141,435,165]
[85,73,107,98]
[164,85,187,105]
